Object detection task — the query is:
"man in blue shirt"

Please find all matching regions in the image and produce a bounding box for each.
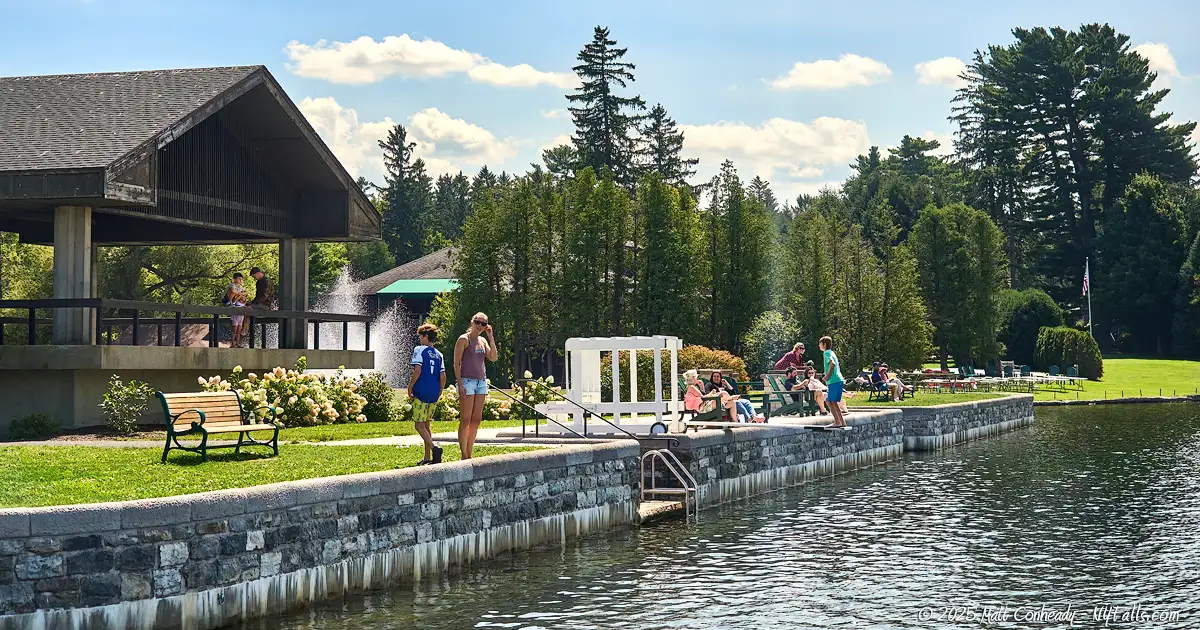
[408,323,446,464]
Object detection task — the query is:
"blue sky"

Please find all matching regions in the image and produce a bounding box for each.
[3,0,1198,201]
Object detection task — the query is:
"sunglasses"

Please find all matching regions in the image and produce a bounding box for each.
[473,319,488,326]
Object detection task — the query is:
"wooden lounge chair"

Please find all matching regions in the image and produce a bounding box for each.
[763,374,817,417]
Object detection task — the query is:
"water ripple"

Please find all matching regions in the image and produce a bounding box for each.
[254,404,1200,630]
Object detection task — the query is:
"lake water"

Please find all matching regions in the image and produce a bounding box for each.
[253,404,1200,629]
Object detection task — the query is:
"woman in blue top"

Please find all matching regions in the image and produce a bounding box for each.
[820,335,849,428]
[408,323,446,465]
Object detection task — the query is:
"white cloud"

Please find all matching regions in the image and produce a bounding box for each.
[770,54,891,90]
[297,96,395,180]
[541,109,567,119]
[681,116,870,202]
[284,34,576,88]
[468,62,578,88]
[1134,42,1180,88]
[915,56,967,89]
[297,97,515,182]
[539,134,574,153]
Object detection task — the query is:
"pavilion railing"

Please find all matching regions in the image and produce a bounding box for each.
[0,299,371,351]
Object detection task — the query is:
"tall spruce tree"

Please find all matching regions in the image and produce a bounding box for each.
[635,174,704,337]
[1172,232,1200,357]
[567,26,646,189]
[640,104,697,186]
[378,125,433,265]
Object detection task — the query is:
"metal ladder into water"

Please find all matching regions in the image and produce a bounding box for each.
[640,449,698,520]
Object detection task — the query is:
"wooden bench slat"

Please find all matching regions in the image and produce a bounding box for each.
[203,423,277,434]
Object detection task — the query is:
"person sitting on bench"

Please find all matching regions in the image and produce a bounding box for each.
[782,367,803,403]
[683,370,709,414]
[707,370,763,423]
[880,363,908,400]
[797,366,829,414]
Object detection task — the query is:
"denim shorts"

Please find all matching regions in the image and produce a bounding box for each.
[826,381,844,402]
[460,378,488,396]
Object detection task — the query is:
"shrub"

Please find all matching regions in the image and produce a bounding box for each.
[600,344,750,401]
[99,374,154,435]
[356,372,396,423]
[1035,326,1103,379]
[8,413,59,441]
[741,310,799,378]
[199,358,367,427]
[998,289,1064,366]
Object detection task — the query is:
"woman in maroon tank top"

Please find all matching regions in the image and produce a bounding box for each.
[453,312,498,459]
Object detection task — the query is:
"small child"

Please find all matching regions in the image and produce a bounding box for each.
[224,273,249,348]
[408,323,446,465]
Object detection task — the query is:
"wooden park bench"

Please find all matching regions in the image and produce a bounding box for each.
[157,390,280,462]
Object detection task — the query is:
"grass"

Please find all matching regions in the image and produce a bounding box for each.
[281,419,529,442]
[0,443,540,508]
[853,392,1005,407]
[1030,357,1200,402]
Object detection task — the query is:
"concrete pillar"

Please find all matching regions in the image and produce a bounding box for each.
[52,206,94,344]
[278,238,309,349]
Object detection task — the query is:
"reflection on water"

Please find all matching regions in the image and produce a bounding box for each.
[251,404,1200,629]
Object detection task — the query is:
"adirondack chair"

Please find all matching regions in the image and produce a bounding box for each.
[763,374,817,417]
[1067,365,1078,378]
[1048,365,1059,376]
[1020,365,1032,377]
[677,376,729,426]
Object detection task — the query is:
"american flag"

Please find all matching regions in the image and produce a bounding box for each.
[1082,260,1090,296]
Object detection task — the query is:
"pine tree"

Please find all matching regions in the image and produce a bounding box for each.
[1096,174,1189,354]
[542,143,581,179]
[431,172,472,242]
[747,177,778,214]
[378,125,433,265]
[567,26,647,189]
[640,104,697,186]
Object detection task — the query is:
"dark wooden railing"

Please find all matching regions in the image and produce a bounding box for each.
[0,299,371,351]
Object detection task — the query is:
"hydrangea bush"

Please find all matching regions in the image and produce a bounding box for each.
[199,358,368,427]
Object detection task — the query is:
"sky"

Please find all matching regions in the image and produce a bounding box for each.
[3,0,1200,202]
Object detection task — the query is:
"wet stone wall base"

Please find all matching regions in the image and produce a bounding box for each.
[898,394,1035,451]
[0,443,640,630]
[668,410,907,506]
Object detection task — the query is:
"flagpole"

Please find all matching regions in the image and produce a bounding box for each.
[1086,257,1093,339]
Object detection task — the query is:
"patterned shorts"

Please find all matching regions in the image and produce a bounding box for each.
[411,399,437,424]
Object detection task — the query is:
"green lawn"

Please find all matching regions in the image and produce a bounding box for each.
[1030,358,1200,401]
[0,444,540,508]
[853,392,1005,407]
[281,419,530,443]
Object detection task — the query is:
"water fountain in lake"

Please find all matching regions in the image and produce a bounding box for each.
[308,268,418,386]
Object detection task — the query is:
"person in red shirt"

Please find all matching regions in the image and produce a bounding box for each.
[773,342,806,371]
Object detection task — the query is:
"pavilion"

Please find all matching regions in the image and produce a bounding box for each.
[0,65,382,429]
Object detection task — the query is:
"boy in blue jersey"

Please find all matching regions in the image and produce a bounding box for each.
[820,335,849,428]
[408,323,446,465]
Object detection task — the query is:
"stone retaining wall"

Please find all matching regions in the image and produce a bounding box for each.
[665,410,906,506]
[896,394,1034,451]
[0,443,640,630]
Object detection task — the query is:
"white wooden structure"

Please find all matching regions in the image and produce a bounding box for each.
[535,336,685,435]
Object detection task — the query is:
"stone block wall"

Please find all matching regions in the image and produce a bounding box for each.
[663,410,906,505]
[0,442,640,630]
[898,394,1035,451]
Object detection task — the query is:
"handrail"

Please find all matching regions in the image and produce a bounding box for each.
[641,449,698,520]
[519,378,643,440]
[486,384,590,441]
[0,299,371,322]
[0,298,371,350]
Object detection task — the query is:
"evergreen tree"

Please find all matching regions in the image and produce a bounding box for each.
[431,172,472,242]
[708,161,774,351]
[567,26,647,189]
[542,143,581,180]
[635,174,704,337]
[908,203,1005,368]
[954,24,1196,307]
[640,104,697,186]
[1096,174,1189,354]
[747,177,779,214]
[1172,232,1200,357]
[378,125,433,265]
